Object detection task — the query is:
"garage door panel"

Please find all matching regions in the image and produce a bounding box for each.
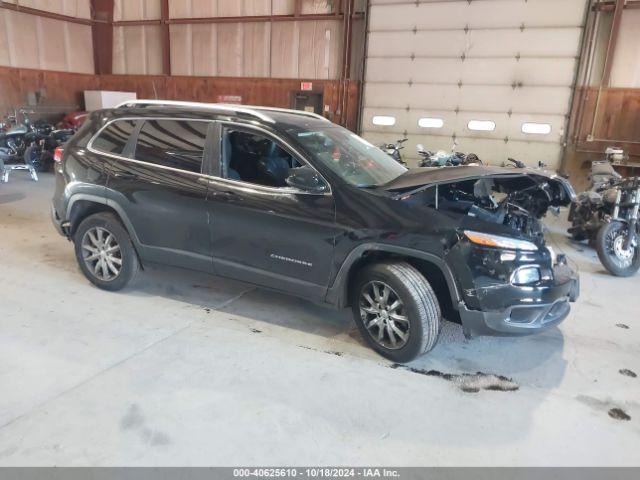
[367,28,582,58]
[370,0,587,31]
[364,84,572,115]
[362,108,565,143]
[366,57,577,86]
[363,1,586,169]
[363,131,563,169]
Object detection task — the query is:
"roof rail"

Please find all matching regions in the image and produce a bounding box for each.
[114,99,275,123]
[234,105,330,123]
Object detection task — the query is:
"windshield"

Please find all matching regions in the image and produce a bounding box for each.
[285,125,407,187]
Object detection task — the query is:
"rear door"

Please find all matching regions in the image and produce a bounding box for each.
[205,123,337,301]
[101,118,214,273]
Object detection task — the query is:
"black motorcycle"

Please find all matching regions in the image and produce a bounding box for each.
[417,141,481,167]
[569,161,639,276]
[380,138,408,165]
[0,111,55,171]
[24,127,74,172]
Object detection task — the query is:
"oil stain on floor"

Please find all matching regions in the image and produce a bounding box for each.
[619,369,637,378]
[390,365,519,393]
[608,408,632,421]
[576,395,632,422]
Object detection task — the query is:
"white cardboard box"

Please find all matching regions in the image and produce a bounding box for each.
[84,91,137,111]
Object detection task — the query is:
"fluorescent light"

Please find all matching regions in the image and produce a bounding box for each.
[467,120,496,132]
[522,122,552,135]
[418,117,444,128]
[372,115,396,126]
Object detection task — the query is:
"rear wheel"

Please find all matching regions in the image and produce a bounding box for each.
[74,212,139,290]
[24,145,45,172]
[596,221,640,277]
[351,262,441,363]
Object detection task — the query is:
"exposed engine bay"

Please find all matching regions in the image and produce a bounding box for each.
[392,170,574,241]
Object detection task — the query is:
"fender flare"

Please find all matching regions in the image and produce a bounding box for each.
[325,243,462,308]
[66,193,142,247]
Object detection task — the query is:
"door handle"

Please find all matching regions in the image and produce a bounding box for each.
[113,172,137,180]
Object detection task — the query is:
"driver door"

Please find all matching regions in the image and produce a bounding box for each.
[205,123,338,301]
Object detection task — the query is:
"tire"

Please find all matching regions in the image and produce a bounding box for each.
[351,262,441,363]
[596,221,640,277]
[569,230,588,242]
[73,212,139,291]
[23,145,46,172]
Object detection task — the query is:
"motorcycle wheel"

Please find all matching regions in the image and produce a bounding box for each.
[24,145,45,172]
[596,221,640,277]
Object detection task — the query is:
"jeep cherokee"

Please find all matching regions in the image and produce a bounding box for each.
[51,100,580,362]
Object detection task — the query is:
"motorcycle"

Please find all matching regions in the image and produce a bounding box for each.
[568,160,639,276]
[380,138,408,165]
[24,127,74,172]
[0,111,53,170]
[417,140,482,167]
[503,158,548,169]
[58,111,88,130]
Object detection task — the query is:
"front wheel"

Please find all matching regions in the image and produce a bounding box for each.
[596,221,640,277]
[351,262,441,363]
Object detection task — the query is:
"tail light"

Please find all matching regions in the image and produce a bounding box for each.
[53,147,64,164]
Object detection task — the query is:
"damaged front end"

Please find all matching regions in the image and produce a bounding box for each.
[386,166,580,336]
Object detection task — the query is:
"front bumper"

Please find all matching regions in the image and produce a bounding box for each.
[458,263,580,337]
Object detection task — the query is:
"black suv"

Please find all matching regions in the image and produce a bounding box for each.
[52,100,579,362]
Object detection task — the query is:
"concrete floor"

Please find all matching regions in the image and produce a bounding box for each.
[0,172,638,466]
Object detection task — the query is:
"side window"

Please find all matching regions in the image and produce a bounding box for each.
[91,120,136,155]
[222,129,302,188]
[135,120,208,173]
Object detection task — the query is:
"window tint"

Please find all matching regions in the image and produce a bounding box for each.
[285,125,406,188]
[222,129,302,188]
[92,120,136,155]
[135,120,208,173]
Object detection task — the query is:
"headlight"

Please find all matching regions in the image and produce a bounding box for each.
[511,266,541,286]
[464,230,538,251]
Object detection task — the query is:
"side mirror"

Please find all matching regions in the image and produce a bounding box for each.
[285,165,329,194]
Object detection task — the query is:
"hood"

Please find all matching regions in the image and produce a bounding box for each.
[383,166,576,206]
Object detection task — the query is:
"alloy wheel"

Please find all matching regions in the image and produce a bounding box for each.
[81,227,122,281]
[359,281,409,350]
[606,228,635,269]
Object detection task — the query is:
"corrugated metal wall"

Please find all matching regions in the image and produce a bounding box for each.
[361,0,589,169]
[112,0,344,79]
[0,0,94,73]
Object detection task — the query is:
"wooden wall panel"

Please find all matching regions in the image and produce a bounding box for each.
[0,66,360,131]
[0,66,98,117]
[572,87,640,156]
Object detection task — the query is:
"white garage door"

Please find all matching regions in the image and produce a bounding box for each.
[361,0,588,169]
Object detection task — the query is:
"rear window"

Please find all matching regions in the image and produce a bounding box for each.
[91,120,136,155]
[134,120,209,174]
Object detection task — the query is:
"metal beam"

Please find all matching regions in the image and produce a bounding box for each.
[0,1,95,25]
[593,0,640,11]
[601,0,626,86]
[113,13,352,27]
[90,0,114,75]
[160,0,171,76]
[589,0,626,140]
